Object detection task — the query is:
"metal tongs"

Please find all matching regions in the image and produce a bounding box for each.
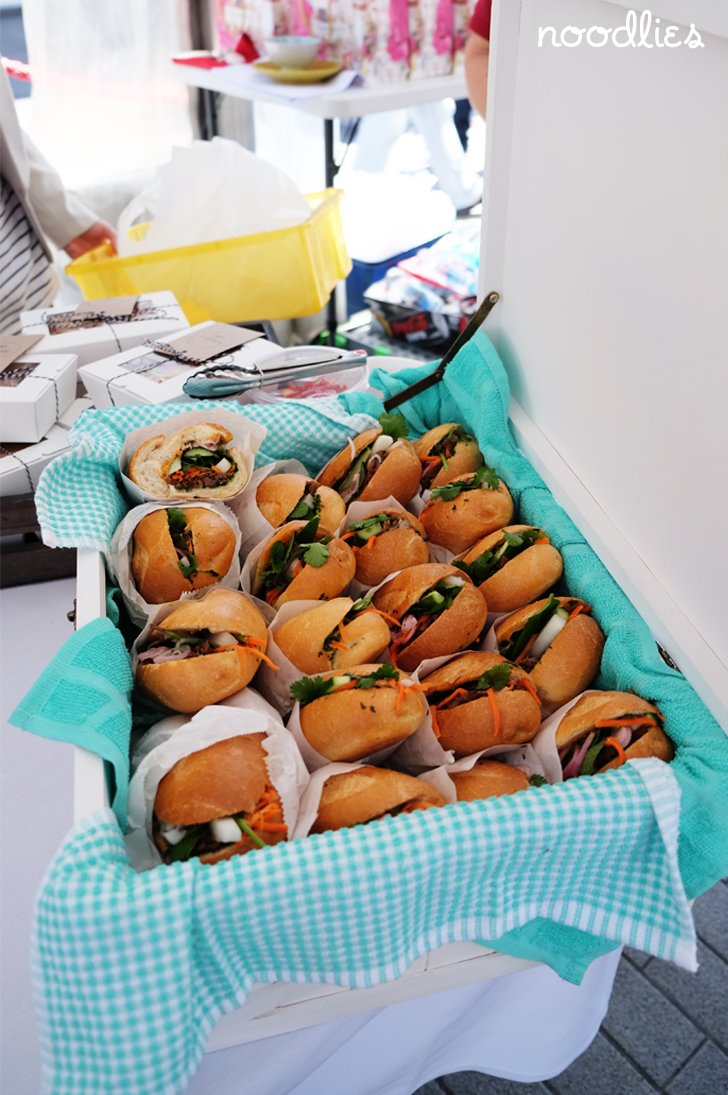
[182,346,367,399]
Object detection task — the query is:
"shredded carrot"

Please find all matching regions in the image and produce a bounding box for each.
[209,643,239,653]
[594,717,653,729]
[361,607,400,627]
[430,703,441,739]
[389,646,400,668]
[334,679,359,692]
[420,454,442,467]
[292,560,304,578]
[487,688,502,738]
[329,640,350,652]
[255,822,288,834]
[265,588,281,606]
[518,676,542,705]
[245,636,267,649]
[365,533,380,552]
[514,633,538,665]
[439,687,471,707]
[567,603,589,621]
[238,645,280,672]
[603,736,627,767]
[340,530,358,541]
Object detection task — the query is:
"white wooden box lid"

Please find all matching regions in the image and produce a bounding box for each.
[480,0,728,725]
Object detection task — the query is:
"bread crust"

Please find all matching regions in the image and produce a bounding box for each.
[414,423,483,489]
[274,599,390,673]
[451,761,531,801]
[317,429,380,488]
[555,691,663,750]
[372,564,487,672]
[128,422,248,499]
[348,509,429,587]
[256,474,345,535]
[136,589,268,712]
[299,663,427,761]
[420,475,514,554]
[312,766,445,832]
[131,506,237,604]
[253,521,356,609]
[458,526,563,613]
[154,734,268,825]
[599,725,673,770]
[358,440,422,505]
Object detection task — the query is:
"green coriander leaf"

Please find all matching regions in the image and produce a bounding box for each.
[528,774,548,787]
[355,663,400,689]
[379,411,408,440]
[474,664,513,691]
[303,541,330,568]
[291,675,336,706]
[167,508,187,536]
[349,594,373,614]
[287,498,314,521]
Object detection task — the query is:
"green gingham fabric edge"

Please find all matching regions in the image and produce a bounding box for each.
[34,757,692,1095]
[34,397,378,550]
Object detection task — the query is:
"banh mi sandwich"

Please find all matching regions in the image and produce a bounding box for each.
[153,734,287,864]
[414,422,483,492]
[128,422,248,499]
[494,595,605,717]
[255,473,345,536]
[372,563,487,672]
[136,588,273,713]
[317,427,421,506]
[131,506,237,604]
[311,766,446,833]
[556,691,672,779]
[274,596,392,675]
[419,465,514,554]
[420,651,542,755]
[451,760,542,802]
[341,508,429,587]
[252,516,355,609]
[291,663,427,761]
[454,525,563,614]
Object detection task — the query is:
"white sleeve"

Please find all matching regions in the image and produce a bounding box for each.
[22,129,97,250]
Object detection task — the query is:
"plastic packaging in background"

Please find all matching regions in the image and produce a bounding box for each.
[364,268,477,349]
[117,139,312,256]
[398,232,481,300]
[341,173,455,265]
[241,364,369,404]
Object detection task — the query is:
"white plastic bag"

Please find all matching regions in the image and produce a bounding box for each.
[117,138,312,255]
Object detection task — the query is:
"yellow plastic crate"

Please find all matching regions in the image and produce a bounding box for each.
[66,189,351,325]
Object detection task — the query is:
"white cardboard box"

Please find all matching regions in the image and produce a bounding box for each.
[78,321,281,408]
[0,396,90,496]
[0,353,77,443]
[20,291,188,368]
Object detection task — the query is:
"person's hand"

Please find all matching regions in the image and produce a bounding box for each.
[64,220,118,259]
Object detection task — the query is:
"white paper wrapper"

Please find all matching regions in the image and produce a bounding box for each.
[389,652,460,771]
[108,500,243,628]
[530,690,603,785]
[418,742,548,804]
[255,599,335,717]
[292,762,364,838]
[286,668,426,773]
[125,696,309,871]
[120,407,266,504]
[228,458,308,557]
[131,588,273,711]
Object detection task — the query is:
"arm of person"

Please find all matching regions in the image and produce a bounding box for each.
[464,30,490,119]
[23,132,117,256]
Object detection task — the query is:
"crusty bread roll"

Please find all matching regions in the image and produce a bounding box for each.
[317,428,421,505]
[128,422,249,499]
[312,766,445,833]
[136,588,268,712]
[555,691,672,774]
[298,663,427,761]
[456,525,563,614]
[344,509,429,587]
[130,506,237,604]
[256,473,345,536]
[420,470,514,554]
[420,651,542,756]
[153,734,288,863]
[414,423,483,490]
[494,598,605,717]
[274,598,391,674]
[372,563,487,672]
[451,761,531,801]
[252,521,355,609]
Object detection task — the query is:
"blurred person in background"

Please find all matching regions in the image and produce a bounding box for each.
[0,68,117,334]
[464,0,492,117]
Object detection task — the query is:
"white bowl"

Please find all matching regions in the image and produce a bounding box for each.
[264,35,321,70]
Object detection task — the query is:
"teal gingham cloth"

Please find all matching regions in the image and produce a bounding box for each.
[22,332,728,1094]
[35,761,691,1095]
[34,397,378,550]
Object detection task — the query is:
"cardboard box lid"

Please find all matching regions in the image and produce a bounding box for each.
[480,0,728,724]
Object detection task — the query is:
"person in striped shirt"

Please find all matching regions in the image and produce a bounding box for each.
[0,68,117,333]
